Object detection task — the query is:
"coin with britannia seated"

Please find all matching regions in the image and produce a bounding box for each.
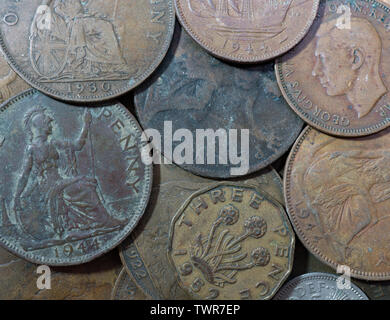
[0,89,152,265]
[0,0,174,102]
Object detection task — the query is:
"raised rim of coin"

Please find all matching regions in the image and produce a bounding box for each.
[174,0,320,63]
[274,272,369,300]
[168,181,295,300]
[275,0,390,137]
[0,89,153,266]
[0,2,175,102]
[284,126,390,280]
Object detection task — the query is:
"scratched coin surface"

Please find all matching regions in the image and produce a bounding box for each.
[0,89,152,265]
[135,26,303,178]
[0,0,174,102]
[174,0,319,62]
[0,50,29,103]
[285,126,390,280]
[274,273,369,300]
[276,0,390,136]
[111,267,150,300]
[0,247,121,299]
[120,163,285,300]
[168,183,294,300]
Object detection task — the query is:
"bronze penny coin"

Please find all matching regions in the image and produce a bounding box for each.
[135,26,303,178]
[168,182,294,300]
[0,247,121,299]
[274,273,369,300]
[174,0,319,63]
[120,163,285,300]
[276,0,390,137]
[111,267,151,300]
[0,0,174,102]
[285,125,390,280]
[0,50,29,103]
[0,89,152,265]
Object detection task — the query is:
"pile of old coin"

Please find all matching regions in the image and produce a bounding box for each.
[0,0,390,301]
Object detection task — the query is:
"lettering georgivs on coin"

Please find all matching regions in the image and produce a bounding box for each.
[168,183,294,300]
[0,90,152,265]
[0,0,174,102]
[175,0,320,62]
[120,163,284,300]
[276,0,390,136]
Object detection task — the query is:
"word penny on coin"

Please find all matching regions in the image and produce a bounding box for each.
[274,273,369,300]
[135,26,303,178]
[174,0,319,62]
[0,0,174,102]
[0,89,152,265]
[276,0,390,136]
[111,268,151,300]
[285,126,390,280]
[120,163,285,300]
[168,183,294,300]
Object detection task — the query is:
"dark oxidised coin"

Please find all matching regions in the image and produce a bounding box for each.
[276,0,390,136]
[274,273,369,300]
[134,26,303,178]
[168,182,294,300]
[111,267,150,300]
[0,89,152,265]
[175,0,320,63]
[120,162,285,300]
[0,247,122,299]
[285,126,390,280]
[0,0,174,102]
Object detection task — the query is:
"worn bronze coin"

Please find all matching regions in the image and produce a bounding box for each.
[111,267,151,300]
[174,0,319,63]
[285,125,390,280]
[168,182,294,300]
[276,0,390,137]
[0,0,174,102]
[135,26,303,178]
[120,162,285,300]
[0,247,121,299]
[274,273,369,300]
[0,89,152,265]
[0,50,29,103]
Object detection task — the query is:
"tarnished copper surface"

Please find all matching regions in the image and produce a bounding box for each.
[168,183,294,300]
[120,163,285,300]
[0,0,174,102]
[0,51,29,103]
[285,126,390,280]
[0,247,121,299]
[0,89,152,265]
[174,0,319,62]
[276,0,390,136]
[135,26,303,178]
[111,267,150,300]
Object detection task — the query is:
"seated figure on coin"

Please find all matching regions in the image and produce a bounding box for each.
[312,17,387,119]
[12,107,126,248]
[31,0,129,79]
